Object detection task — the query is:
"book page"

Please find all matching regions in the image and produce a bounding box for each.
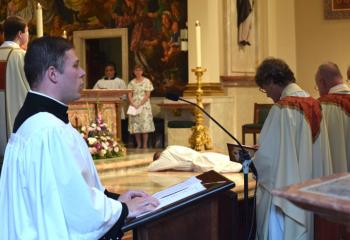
[137,176,205,218]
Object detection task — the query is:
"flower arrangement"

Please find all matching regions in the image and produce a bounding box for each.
[79,113,126,160]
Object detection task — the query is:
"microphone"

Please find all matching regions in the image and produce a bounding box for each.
[165,92,258,177]
[166,92,258,240]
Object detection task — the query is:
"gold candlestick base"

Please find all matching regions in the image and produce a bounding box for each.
[189,67,212,151]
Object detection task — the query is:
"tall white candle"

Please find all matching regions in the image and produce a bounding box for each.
[36,3,43,37]
[195,20,201,67]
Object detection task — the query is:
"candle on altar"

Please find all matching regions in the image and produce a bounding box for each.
[195,20,201,67]
[62,30,67,39]
[36,3,43,37]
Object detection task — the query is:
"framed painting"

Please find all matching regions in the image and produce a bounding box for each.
[324,0,350,19]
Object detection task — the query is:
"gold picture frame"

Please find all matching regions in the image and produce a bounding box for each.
[324,0,350,19]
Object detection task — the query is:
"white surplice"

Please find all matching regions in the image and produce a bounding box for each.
[0,112,123,239]
[0,41,30,155]
[93,78,126,90]
[254,83,333,240]
[319,84,350,173]
[148,145,242,173]
[93,78,127,119]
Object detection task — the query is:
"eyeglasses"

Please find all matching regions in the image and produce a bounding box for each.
[259,88,267,93]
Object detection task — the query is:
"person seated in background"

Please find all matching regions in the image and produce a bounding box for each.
[149,145,242,173]
[253,58,332,240]
[0,36,159,240]
[93,61,127,89]
[94,61,127,119]
[315,62,350,173]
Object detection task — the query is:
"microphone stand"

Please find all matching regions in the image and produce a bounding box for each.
[173,96,257,240]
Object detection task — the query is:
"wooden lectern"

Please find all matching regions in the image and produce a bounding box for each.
[122,170,237,240]
[273,173,350,240]
[68,89,131,139]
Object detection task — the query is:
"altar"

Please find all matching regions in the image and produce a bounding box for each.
[68,89,131,140]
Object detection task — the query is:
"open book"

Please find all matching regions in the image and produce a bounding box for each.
[137,176,205,218]
[123,170,235,232]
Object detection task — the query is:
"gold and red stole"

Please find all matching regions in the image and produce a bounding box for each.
[277,96,322,143]
[319,94,350,115]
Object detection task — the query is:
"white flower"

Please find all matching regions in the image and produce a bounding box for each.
[102,142,109,150]
[87,137,97,145]
[114,146,119,153]
[100,149,107,157]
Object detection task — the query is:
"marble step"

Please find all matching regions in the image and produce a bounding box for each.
[94,149,158,179]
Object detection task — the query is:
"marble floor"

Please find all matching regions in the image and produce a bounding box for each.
[95,148,256,200]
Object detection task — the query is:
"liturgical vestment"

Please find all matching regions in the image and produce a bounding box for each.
[0,41,30,155]
[254,83,333,240]
[319,84,350,173]
[0,92,127,239]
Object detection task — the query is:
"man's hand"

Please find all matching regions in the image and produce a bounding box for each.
[118,190,160,218]
[125,195,160,218]
[118,190,148,203]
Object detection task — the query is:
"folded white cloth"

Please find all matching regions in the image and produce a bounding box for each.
[127,105,143,116]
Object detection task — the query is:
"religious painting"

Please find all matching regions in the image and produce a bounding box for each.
[223,0,258,78]
[324,0,350,19]
[0,0,188,96]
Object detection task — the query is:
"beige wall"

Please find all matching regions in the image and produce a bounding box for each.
[295,0,350,97]
[183,0,350,146]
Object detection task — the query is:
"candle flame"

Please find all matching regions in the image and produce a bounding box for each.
[37,3,41,8]
[195,20,200,26]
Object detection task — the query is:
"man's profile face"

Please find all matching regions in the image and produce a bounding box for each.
[260,82,282,103]
[19,26,29,46]
[57,49,85,104]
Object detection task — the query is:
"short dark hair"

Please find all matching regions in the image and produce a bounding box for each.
[24,36,74,88]
[105,61,116,70]
[255,57,296,88]
[3,16,27,41]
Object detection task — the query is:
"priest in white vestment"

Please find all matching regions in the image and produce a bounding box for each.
[0,36,158,240]
[0,16,30,155]
[253,58,333,240]
[315,62,350,173]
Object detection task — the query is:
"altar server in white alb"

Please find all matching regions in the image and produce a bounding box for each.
[315,62,350,173]
[0,16,30,155]
[93,62,127,90]
[0,36,159,240]
[253,58,332,240]
[93,62,127,119]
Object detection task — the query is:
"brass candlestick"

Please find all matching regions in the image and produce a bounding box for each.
[189,67,212,151]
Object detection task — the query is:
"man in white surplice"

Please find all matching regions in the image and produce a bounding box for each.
[0,16,30,155]
[254,58,332,240]
[0,36,158,240]
[315,62,350,173]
